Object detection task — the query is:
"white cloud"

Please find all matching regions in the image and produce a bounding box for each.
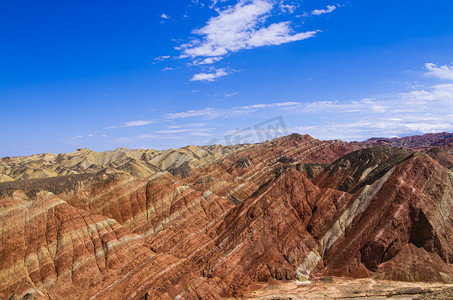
[166,62,453,142]
[156,0,320,81]
[246,22,318,48]
[166,123,207,129]
[114,127,214,144]
[165,101,301,120]
[425,63,453,81]
[154,55,170,61]
[104,120,155,130]
[300,98,389,113]
[209,0,231,10]
[287,64,453,141]
[155,128,213,134]
[292,114,453,141]
[166,108,222,120]
[311,5,336,16]
[97,62,453,148]
[191,68,230,81]
[161,67,175,71]
[191,0,205,7]
[398,83,453,105]
[294,83,453,117]
[191,56,224,65]
[114,134,182,143]
[279,3,296,14]
[179,0,319,58]
[241,101,300,109]
[124,120,155,127]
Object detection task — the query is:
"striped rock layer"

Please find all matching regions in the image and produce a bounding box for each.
[1,133,453,299]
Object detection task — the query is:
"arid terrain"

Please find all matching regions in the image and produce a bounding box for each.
[1,132,453,299]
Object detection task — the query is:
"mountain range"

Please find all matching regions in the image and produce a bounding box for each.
[1,132,453,299]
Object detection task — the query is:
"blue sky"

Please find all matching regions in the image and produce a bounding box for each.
[1,0,453,156]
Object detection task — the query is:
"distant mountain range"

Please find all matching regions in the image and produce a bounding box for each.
[361,132,453,149]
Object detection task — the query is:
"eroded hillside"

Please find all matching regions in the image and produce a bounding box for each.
[1,133,453,299]
[0,144,249,182]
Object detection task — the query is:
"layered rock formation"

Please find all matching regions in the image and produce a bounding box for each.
[361,132,453,149]
[0,144,249,182]
[313,152,453,283]
[1,132,453,299]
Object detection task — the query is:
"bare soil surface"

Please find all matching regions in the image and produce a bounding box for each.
[239,277,453,299]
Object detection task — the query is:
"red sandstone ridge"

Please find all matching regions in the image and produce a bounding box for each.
[1,133,453,299]
[314,152,453,282]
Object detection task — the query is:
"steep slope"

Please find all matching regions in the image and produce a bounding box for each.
[184,133,358,204]
[0,189,151,299]
[317,153,453,283]
[0,134,360,299]
[312,147,414,193]
[1,133,453,299]
[189,169,350,297]
[0,177,226,299]
[427,147,453,170]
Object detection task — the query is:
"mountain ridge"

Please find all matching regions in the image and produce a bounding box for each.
[1,132,453,299]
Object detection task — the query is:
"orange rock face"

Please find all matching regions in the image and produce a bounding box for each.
[1,133,453,299]
[0,190,153,299]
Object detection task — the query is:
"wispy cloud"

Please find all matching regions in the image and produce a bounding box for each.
[166,108,222,120]
[155,128,213,135]
[425,63,453,81]
[153,0,323,81]
[191,68,231,81]
[279,3,296,14]
[292,114,453,141]
[154,55,170,62]
[191,0,205,8]
[178,0,319,59]
[209,0,227,9]
[191,56,224,65]
[165,101,300,120]
[294,84,453,117]
[100,61,452,147]
[104,120,155,130]
[241,101,300,109]
[287,63,453,140]
[311,5,336,16]
[160,13,170,23]
[113,126,214,144]
[298,98,388,113]
[166,62,453,142]
[165,123,207,129]
[114,134,182,143]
